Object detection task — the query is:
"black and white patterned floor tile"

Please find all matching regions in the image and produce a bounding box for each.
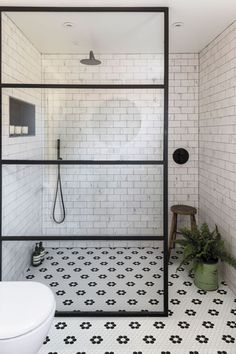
[25,247,164,312]
[26,247,236,354]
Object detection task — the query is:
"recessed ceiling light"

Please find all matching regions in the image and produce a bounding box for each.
[63,22,74,29]
[172,22,184,28]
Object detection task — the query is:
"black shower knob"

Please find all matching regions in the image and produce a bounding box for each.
[173,148,189,165]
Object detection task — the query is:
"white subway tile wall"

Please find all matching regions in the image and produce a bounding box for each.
[42,88,164,237]
[42,54,164,84]
[2,14,43,280]
[2,13,42,84]
[43,89,164,161]
[43,165,163,236]
[169,54,199,228]
[41,55,198,237]
[199,21,236,293]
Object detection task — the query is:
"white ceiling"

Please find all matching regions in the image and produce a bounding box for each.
[7,12,164,54]
[2,0,236,53]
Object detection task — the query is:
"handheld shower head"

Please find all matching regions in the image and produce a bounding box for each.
[80,51,101,65]
[53,139,66,224]
[57,139,61,160]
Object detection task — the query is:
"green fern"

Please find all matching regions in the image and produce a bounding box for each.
[175,223,236,272]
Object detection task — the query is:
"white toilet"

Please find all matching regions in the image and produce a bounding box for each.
[0,281,56,354]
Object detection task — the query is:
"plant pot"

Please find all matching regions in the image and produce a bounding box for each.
[194,261,218,291]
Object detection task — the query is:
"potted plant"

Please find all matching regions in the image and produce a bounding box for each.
[175,223,236,291]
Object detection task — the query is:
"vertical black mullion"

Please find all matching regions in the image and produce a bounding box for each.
[163,8,169,315]
[0,8,169,316]
[0,11,2,281]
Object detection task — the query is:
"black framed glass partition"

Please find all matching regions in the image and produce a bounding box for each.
[2,10,165,86]
[0,7,168,317]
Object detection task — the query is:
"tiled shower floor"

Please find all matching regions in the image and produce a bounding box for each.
[25,246,164,312]
[24,247,236,353]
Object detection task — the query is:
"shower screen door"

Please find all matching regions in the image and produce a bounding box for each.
[0,7,169,317]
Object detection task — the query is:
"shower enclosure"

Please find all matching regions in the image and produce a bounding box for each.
[0,7,169,316]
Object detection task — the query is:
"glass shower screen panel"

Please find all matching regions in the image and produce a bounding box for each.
[2,88,43,160]
[2,11,164,85]
[2,240,164,313]
[2,88,164,161]
[2,161,165,313]
[2,164,163,237]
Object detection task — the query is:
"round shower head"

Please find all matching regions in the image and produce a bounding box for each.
[80,51,101,65]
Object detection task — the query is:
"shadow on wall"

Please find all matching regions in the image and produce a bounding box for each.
[93,98,142,147]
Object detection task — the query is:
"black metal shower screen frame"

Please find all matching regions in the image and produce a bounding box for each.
[0,6,169,317]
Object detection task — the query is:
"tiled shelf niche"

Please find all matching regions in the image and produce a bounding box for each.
[9,96,35,137]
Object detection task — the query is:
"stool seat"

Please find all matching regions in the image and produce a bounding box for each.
[171,204,197,216]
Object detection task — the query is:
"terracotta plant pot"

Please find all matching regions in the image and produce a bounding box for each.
[194,260,218,291]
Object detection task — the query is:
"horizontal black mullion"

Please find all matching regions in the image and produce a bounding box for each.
[1,83,165,89]
[55,310,167,317]
[0,7,168,13]
[1,160,164,165]
[1,236,164,241]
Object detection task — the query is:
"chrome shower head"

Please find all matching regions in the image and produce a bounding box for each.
[80,51,101,65]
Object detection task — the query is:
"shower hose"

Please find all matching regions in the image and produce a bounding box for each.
[52,162,66,224]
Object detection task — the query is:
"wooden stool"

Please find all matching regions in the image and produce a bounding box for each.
[168,204,197,257]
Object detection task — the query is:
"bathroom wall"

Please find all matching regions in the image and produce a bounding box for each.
[42,54,164,237]
[199,21,236,293]
[169,54,199,228]
[2,14,43,280]
[42,53,164,85]
[42,91,163,236]
[42,53,199,238]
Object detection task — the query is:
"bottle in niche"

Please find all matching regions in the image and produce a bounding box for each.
[38,241,46,262]
[31,243,41,267]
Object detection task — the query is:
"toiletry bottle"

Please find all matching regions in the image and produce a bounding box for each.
[39,241,46,262]
[31,243,41,267]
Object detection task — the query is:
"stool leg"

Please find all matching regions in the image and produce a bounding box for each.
[190,214,197,231]
[173,213,178,249]
[168,213,177,256]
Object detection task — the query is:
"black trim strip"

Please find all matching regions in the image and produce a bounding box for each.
[0,7,168,12]
[2,236,164,241]
[2,83,164,89]
[163,7,169,315]
[2,159,164,165]
[0,11,2,282]
[55,310,168,317]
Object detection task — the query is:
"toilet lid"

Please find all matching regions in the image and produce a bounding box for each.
[0,282,56,339]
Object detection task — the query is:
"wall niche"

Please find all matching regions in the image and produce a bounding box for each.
[9,97,35,137]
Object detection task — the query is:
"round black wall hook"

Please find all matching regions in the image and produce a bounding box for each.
[173,148,189,165]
